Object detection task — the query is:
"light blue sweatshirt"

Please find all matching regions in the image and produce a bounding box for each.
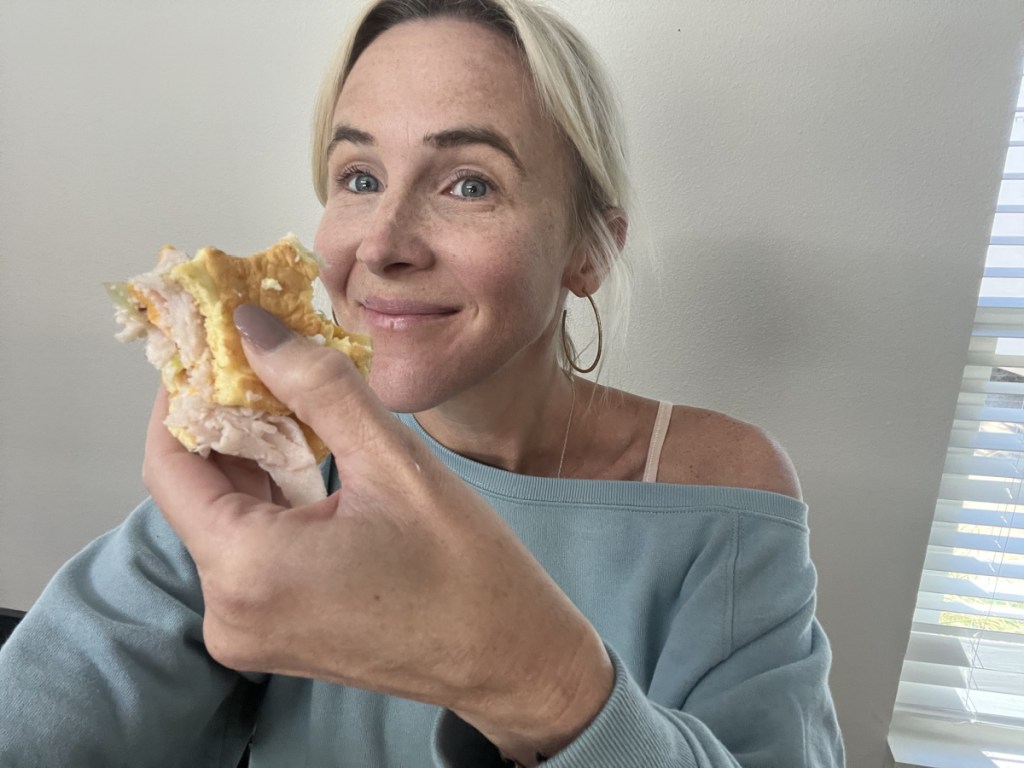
[0,413,845,766]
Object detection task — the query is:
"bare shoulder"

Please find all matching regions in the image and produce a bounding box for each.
[658,405,803,500]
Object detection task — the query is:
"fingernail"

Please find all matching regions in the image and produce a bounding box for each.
[234,304,293,351]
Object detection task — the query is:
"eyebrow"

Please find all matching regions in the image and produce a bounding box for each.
[327,125,376,157]
[327,123,525,174]
[424,127,525,173]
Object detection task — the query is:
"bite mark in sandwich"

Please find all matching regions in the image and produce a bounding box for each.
[108,234,371,506]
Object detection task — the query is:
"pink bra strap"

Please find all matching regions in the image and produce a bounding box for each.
[642,401,674,483]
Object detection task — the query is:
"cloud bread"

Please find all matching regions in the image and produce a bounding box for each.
[109,234,372,505]
[170,237,370,414]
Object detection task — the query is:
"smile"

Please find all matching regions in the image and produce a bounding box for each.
[359,297,459,331]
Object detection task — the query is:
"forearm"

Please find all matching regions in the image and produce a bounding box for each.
[434,644,739,768]
[453,622,615,766]
[434,638,845,768]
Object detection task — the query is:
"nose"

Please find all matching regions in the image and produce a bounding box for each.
[355,189,434,275]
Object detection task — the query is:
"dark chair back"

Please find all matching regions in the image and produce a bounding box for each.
[0,607,25,647]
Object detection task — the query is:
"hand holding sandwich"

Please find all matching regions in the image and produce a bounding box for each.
[143,304,614,764]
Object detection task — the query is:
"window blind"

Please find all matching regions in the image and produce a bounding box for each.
[889,76,1024,768]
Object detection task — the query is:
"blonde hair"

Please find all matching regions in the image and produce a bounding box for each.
[311,0,634,374]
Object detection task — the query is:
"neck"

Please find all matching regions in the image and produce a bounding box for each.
[413,356,578,477]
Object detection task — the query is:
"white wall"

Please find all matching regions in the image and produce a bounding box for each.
[2,2,1021,766]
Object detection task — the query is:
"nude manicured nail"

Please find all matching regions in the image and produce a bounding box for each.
[234,304,293,351]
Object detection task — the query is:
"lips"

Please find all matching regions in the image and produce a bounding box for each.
[358,296,458,331]
[361,297,457,315]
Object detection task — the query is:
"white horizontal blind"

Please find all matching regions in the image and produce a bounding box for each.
[890,75,1024,767]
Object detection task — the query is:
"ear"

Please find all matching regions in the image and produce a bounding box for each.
[605,206,628,252]
[564,207,629,298]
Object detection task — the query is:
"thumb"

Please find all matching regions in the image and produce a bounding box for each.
[233,303,388,461]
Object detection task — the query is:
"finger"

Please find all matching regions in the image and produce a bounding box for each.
[233,304,396,464]
[211,453,276,502]
[142,387,248,550]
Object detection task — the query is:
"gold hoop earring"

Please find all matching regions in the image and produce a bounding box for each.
[560,294,603,374]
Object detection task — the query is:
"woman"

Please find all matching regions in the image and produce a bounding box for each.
[0,1,844,766]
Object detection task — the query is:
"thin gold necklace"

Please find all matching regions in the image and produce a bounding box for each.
[556,374,577,479]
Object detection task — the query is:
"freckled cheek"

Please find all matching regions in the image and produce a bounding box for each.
[315,208,359,260]
[319,261,346,295]
[315,234,361,326]
[467,240,558,319]
[315,212,361,280]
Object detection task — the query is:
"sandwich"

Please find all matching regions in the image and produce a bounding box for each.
[108,234,372,506]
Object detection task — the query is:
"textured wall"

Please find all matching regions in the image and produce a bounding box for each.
[2,2,1022,766]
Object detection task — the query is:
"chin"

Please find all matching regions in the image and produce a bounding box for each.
[365,342,542,414]
[367,362,451,414]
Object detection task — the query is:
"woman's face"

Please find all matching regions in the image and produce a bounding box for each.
[315,18,581,412]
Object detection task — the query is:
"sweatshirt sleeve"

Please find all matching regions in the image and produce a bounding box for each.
[0,498,265,768]
[431,509,845,768]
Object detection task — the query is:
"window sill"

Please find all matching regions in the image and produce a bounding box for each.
[889,710,1024,768]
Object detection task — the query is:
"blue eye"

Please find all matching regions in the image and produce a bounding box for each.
[451,177,489,199]
[346,172,380,193]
